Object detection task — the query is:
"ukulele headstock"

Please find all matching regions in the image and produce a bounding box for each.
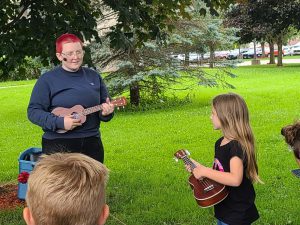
[174,149,190,162]
[111,97,127,109]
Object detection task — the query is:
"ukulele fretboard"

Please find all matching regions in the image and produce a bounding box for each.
[83,105,103,116]
[182,156,214,190]
[182,156,196,170]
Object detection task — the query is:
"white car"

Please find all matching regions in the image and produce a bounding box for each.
[203,52,211,60]
[215,50,230,59]
[291,45,300,55]
[189,53,201,62]
[170,53,202,62]
[283,46,293,56]
[170,54,185,61]
[227,49,240,60]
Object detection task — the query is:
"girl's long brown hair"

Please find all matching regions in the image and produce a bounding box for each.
[213,93,262,183]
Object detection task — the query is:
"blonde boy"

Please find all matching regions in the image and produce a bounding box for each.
[23,153,109,225]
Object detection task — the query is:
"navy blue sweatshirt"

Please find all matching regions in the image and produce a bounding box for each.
[27,66,113,139]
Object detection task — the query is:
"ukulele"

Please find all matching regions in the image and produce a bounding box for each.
[174,149,228,208]
[52,97,127,133]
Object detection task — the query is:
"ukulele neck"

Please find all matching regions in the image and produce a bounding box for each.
[182,156,196,170]
[82,105,103,116]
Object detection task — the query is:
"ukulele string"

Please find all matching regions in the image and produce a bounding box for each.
[182,156,195,170]
[82,105,103,116]
[81,95,122,116]
[182,156,210,188]
[82,98,122,116]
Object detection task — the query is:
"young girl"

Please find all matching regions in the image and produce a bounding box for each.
[188,93,262,225]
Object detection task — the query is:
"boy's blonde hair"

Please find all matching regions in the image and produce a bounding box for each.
[26,153,109,225]
[213,93,262,183]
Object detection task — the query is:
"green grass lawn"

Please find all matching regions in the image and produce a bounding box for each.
[242,54,300,61]
[1,64,300,225]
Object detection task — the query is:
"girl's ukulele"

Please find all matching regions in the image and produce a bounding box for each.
[52,97,127,133]
[174,149,228,208]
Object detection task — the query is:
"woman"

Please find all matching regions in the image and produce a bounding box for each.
[27,33,114,163]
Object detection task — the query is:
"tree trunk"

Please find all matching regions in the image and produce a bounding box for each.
[261,42,265,58]
[251,40,261,65]
[209,46,214,68]
[130,82,140,106]
[253,40,257,60]
[277,37,283,67]
[269,41,275,64]
[238,46,242,59]
[0,61,11,81]
[184,51,190,67]
[199,53,203,66]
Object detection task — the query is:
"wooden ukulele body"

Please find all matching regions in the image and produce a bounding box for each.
[174,149,229,208]
[52,105,87,123]
[50,97,127,134]
[188,174,228,208]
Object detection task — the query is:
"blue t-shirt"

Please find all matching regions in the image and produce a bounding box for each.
[27,66,113,139]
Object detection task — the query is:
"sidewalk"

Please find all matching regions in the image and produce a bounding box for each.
[238,58,300,66]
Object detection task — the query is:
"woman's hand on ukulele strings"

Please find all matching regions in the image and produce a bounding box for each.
[101,98,114,116]
[64,115,82,131]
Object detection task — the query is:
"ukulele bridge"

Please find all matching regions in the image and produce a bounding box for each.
[204,185,214,192]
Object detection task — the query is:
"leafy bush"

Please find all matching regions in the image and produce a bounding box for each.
[1,56,51,81]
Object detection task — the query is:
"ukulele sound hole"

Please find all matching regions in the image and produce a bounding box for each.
[71,112,80,119]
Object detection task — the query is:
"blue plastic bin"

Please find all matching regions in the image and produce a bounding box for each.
[18,147,42,200]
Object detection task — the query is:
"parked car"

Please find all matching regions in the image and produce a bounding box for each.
[283,46,293,56]
[263,47,285,57]
[189,53,201,62]
[227,49,240,60]
[215,50,230,59]
[203,52,211,60]
[274,49,284,57]
[170,53,203,62]
[170,54,185,61]
[291,45,300,55]
[242,49,262,59]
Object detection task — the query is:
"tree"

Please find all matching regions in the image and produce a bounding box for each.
[252,0,300,66]
[194,18,239,68]
[101,0,240,50]
[91,37,236,106]
[225,0,300,66]
[165,1,239,68]
[0,0,102,80]
[0,0,240,80]
[91,1,239,106]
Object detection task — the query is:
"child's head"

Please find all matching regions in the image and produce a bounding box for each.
[212,93,261,183]
[212,93,251,139]
[23,153,109,225]
[281,121,300,167]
